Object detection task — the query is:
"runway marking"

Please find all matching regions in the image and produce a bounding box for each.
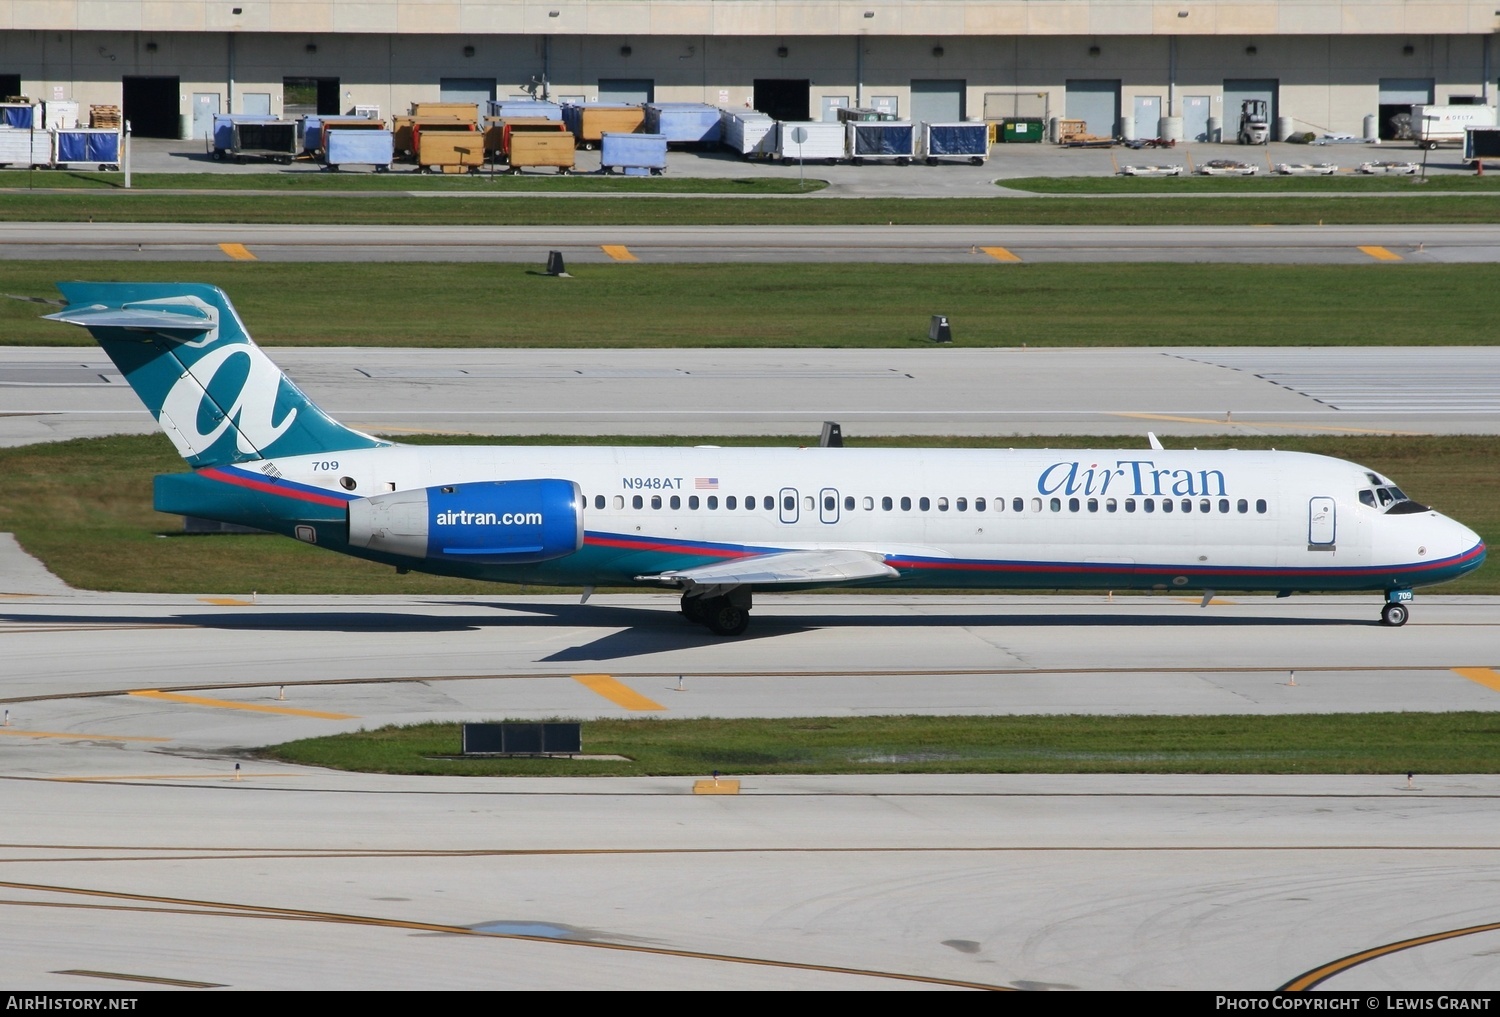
[55,969,225,988]
[1281,919,1500,990]
[198,596,254,606]
[981,246,1021,262]
[600,245,637,262]
[1453,667,1500,693]
[129,690,356,720]
[1112,411,1425,436]
[48,772,300,783]
[1358,245,1403,262]
[218,243,256,261]
[571,674,665,711]
[694,779,741,795]
[0,880,1009,991]
[0,728,169,743]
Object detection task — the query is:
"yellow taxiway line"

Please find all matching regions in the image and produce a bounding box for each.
[981,246,1022,262]
[1453,667,1500,694]
[0,728,169,743]
[218,243,256,261]
[572,673,666,711]
[601,244,638,262]
[1112,411,1424,437]
[1357,245,1402,262]
[129,689,356,720]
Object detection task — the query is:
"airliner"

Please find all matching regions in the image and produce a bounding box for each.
[47,282,1485,636]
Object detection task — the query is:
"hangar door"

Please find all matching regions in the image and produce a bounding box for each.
[122,76,181,138]
[598,79,654,104]
[441,78,496,106]
[1223,79,1278,136]
[910,80,965,124]
[1064,80,1119,137]
[1378,77,1433,140]
[754,79,810,121]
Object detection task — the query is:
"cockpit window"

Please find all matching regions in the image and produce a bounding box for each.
[1366,485,1430,514]
[1376,488,1394,506]
[1359,490,1376,508]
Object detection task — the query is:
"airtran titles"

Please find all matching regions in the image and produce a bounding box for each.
[1038,460,1228,498]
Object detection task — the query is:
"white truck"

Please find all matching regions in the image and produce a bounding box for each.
[1410,104,1497,149]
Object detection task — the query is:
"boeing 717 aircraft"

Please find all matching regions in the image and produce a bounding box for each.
[47,283,1485,636]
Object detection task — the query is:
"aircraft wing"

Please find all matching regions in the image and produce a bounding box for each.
[640,548,899,587]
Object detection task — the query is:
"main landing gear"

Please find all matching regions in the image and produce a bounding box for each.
[681,589,751,636]
[1380,590,1413,627]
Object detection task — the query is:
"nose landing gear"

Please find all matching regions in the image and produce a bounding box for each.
[1380,590,1413,626]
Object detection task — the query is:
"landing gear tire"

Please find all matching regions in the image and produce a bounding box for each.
[680,592,708,624]
[1381,602,1409,627]
[703,597,749,637]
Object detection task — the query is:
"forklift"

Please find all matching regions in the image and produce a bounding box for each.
[1237,99,1270,144]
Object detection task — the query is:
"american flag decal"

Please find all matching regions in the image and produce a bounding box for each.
[695,477,719,490]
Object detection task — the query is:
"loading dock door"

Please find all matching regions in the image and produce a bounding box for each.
[1222,79,1278,137]
[1378,77,1434,140]
[754,79,810,122]
[910,80,965,124]
[0,75,20,99]
[1064,80,1120,137]
[122,76,181,138]
[598,79,654,104]
[441,77,496,106]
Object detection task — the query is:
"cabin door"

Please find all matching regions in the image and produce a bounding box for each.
[1308,497,1336,546]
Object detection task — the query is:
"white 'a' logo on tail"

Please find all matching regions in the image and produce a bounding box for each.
[159,345,297,458]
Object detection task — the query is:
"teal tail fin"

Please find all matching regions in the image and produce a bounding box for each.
[46,282,388,468]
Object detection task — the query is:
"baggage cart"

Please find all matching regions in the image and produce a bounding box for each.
[720,111,777,159]
[209,113,278,158]
[392,115,470,157]
[0,127,52,167]
[41,100,79,130]
[323,128,394,171]
[0,102,36,129]
[410,102,480,125]
[775,120,844,164]
[506,131,575,174]
[920,121,989,165]
[487,100,562,122]
[837,107,900,123]
[643,102,722,147]
[302,115,385,155]
[482,117,566,160]
[846,120,915,164]
[563,103,645,150]
[600,131,666,174]
[52,127,121,169]
[229,121,298,164]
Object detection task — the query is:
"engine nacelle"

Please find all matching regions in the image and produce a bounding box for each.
[347,479,583,565]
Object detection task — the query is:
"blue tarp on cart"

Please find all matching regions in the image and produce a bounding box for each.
[849,122,914,157]
[1,104,35,129]
[601,131,667,172]
[643,103,722,145]
[325,129,394,168]
[54,129,120,165]
[924,122,989,157]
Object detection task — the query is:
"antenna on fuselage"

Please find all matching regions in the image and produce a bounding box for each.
[1148,432,1165,451]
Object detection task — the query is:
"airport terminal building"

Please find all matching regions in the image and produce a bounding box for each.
[1,1,1496,141]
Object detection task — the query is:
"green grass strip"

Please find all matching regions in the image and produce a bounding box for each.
[0,193,1496,225]
[8,262,1500,348]
[1,433,1492,595]
[261,712,1500,776]
[0,169,825,194]
[1002,174,1500,194]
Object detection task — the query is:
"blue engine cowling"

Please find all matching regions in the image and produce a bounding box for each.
[347,479,583,564]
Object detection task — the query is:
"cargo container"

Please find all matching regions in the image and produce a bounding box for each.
[483,117,567,160]
[53,127,120,169]
[410,102,480,125]
[643,103,722,146]
[414,123,483,173]
[846,120,915,164]
[210,113,279,158]
[392,115,471,156]
[40,101,79,130]
[920,121,989,165]
[720,110,777,158]
[227,121,298,163]
[563,104,645,149]
[507,131,575,174]
[601,131,667,174]
[0,127,52,167]
[302,116,386,154]
[0,103,36,129]
[323,128,394,171]
[837,107,900,123]
[775,120,845,164]
[998,118,1046,143]
[1410,104,1498,149]
[487,100,563,122]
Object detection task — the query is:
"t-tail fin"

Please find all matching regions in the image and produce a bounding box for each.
[46,282,388,468]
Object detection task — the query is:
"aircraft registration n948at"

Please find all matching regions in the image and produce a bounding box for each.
[47,282,1485,636]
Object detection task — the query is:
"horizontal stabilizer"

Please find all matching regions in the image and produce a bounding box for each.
[44,303,217,337]
[640,548,899,587]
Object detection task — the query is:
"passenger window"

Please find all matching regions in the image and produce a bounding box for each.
[763,496,774,510]
[1106,498,1117,512]
[652,495,663,509]
[726,495,737,510]
[1050,497,1061,512]
[937,497,949,511]
[688,496,699,510]
[1068,497,1079,512]
[883,496,893,510]
[1144,498,1155,513]
[901,497,912,511]
[862,496,873,510]
[846,496,857,511]
[1125,498,1136,513]
[1237,499,1248,513]
[670,495,680,510]
[804,495,814,511]
[1162,499,1173,513]
[824,495,836,511]
[975,498,986,512]
[1087,498,1098,512]
[785,495,796,511]
[614,495,625,510]
[1200,498,1210,513]
[1256,499,1267,513]
[1181,499,1191,513]
[1218,499,1229,513]
[956,498,967,512]
[632,495,644,509]
[707,496,718,510]
[1029,497,1041,513]
[919,497,931,511]
[594,495,605,509]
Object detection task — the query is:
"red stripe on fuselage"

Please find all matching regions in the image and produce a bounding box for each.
[198,467,351,508]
